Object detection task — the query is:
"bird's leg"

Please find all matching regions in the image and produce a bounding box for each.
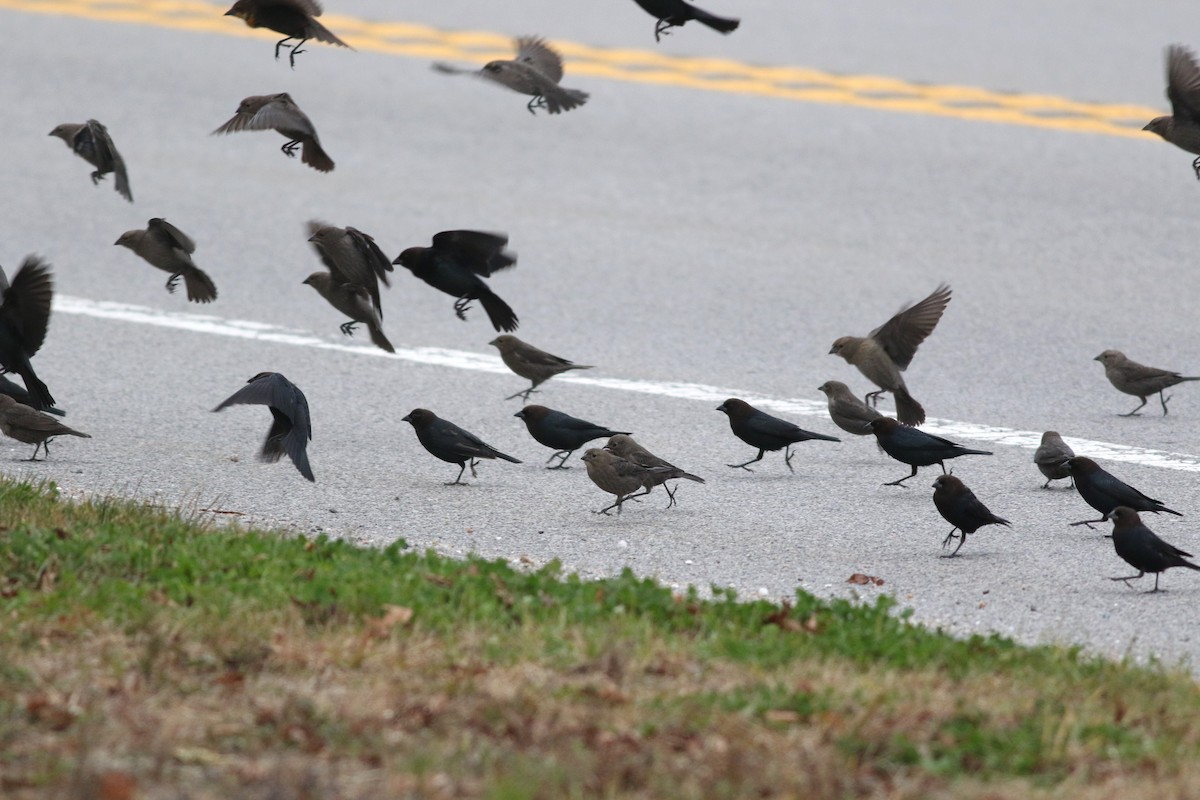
[1119,397,1146,416]
[468,458,480,479]
[339,321,359,336]
[27,442,43,462]
[288,37,309,68]
[883,464,919,487]
[445,463,469,486]
[1192,156,1200,180]
[281,139,300,158]
[595,494,626,516]
[546,450,574,470]
[1150,574,1164,593]
[1109,571,1144,589]
[526,96,546,115]
[864,390,884,408]
[1041,478,1052,489]
[1160,391,1172,416]
[663,483,678,509]
[1069,515,1109,528]
[653,19,674,41]
[453,297,473,320]
[941,529,966,558]
[727,449,765,471]
[165,273,181,294]
[274,36,294,60]
[89,170,105,185]
[783,445,796,474]
[504,386,537,401]
[940,527,958,549]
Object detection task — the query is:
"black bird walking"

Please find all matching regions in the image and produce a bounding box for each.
[1107,507,1199,592]
[213,372,314,482]
[0,256,55,412]
[394,230,518,332]
[223,0,351,67]
[402,408,521,485]
[48,120,132,202]
[515,404,629,469]
[1143,44,1200,179]
[716,398,839,472]
[868,418,991,487]
[931,475,1010,557]
[1066,457,1182,528]
[629,0,740,42]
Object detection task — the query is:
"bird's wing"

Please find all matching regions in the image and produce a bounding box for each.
[148,218,196,254]
[345,227,394,286]
[1,257,53,357]
[741,411,800,440]
[252,94,314,134]
[87,119,131,201]
[214,373,311,439]
[513,343,574,368]
[514,36,564,83]
[1167,44,1200,123]
[869,283,952,370]
[1117,361,1183,383]
[0,264,9,295]
[431,230,516,276]
[280,0,324,16]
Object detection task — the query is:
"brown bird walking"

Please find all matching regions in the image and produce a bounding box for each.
[605,433,704,509]
[223,0,351,67]
[1107,507,1199,592]
[931,475,1010,557]
[1094,349,1199,416]
[1034,431,1074,489]
[489,334,591,401]
[0,394,89,460]
[817,380,882,435]
[433,36,589,115]
[115,219,218,303]
[48,119,132,202]
[581,447,671,515]
[829,283,951,426]
[213,93,334,172]
[304,222,394,352]
[1143,44,1200,179]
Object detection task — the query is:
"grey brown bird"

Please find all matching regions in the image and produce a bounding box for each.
[48,119,132,202]
[515,404,629,469]
[489,334,591,401]
[1143,44,1200,179]
[829,283,951,427]
[605,433,704,508]
[716,398,839,472]
[931,475,1010,557]
[1034,431,1074,489]
[0,394,88,460]
[1094,349,1199,416]
[817,380,882,435]
[213,93,334,172]
[394,231,518,332]
[868,417,991,487]
[433,36,588,115]
[1107,507,1199,592]
[0,257,56,412]
[581,447,671,515]
[223,0,351,67]
[114,218,218,303]
[213,372,314,482]
[630,0,740,42]
[304,222,394,352]
[402,408,521,485]
[1066,457,1181,528]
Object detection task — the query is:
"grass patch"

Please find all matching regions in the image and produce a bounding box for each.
[1,478,1198,798]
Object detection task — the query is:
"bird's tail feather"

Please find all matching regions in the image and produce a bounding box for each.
[369,323,395,354]
[19,371,55,412]
[893,386,925,426]
[184,268,218,303]
[544,86,589,114]
[303,141,335,172]
[480,290,519,332]
[693,8,740,33]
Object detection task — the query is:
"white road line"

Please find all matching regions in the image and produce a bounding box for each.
[55,294,1200,473]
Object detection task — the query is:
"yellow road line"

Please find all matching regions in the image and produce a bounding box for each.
[1,0,1162,139]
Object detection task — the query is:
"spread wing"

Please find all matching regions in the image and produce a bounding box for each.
[148,218,196,254]
[431,230,516,276]
[345,227,394,287]
[213,372,312,441]
[280,0,323,16]
[86,119,131,202]
[869,283,951,370]
[1167,44,1200,123]
[1,257,54,357]
[515,36,564,84]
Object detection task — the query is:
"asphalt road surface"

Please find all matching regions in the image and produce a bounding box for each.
[4,0,1200,667]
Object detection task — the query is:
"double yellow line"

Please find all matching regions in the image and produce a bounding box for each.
[2,0,1161,139]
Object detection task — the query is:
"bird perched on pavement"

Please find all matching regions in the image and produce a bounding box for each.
[213,372,314,482]
[829,283,951,427]
[931,474,1010,557]
[817,380,882,435]
[48,119,132,202]
[0,256,56,412]
[402,408,521,485]
[581,447,671,515]
[1094,349,1199,416]
[1107,507,1199,592]
[304,222,394,352]
[489,334,591,401]
[433,36,588,115]
[223,0,350,67]
[1065,457,1182,528]
[212,93,334,172]
[114,218,218,303]
[394,230,518,332]
[868,417,991,487]
[605,433,704,508]
[716,398,839,472]
[629,0,739,42]
[0,394,89,461]
[1034,431,1074,489]
[515,404,629,469]
[1143,44,1200,180]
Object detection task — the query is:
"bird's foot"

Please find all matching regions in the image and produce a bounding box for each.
[1069,520,1100,529]
[90,170,104,186]
[504,388,536,401]
[443,479,470,486]
[783,447,796,474]
[453,298,473,320]
[165,274,181,294]
[281,140,299,158]
[468,458,480,479]
[287,38,308,68]
[526,96,546,116]
[1192,156,1200,180]
[274,37,292,60]
[1118,411,1142,417]
[882,478,911,487]
[864,391,884,408]
[339,321,358,336]
[726,462,754,472]
[664,484,678,509]
[653,20,674,41]
[1161,393,1172,415]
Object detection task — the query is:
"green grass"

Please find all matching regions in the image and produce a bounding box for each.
[1,478,1199,799]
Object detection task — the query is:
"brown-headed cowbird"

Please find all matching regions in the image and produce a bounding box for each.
[304,222,394,352]
[0,394,88,460]
[0,256,55,411]
[213,93,333,172]
[0,376,63,417]
[1066,456,1181,528]
[394,231,518,332]
[817,380,882,435]
[1143,44,1200,180]
[581,447,671,515]
[115,218,218,303]
[829,283,951,427]
[402,408,521,485]
[931,475,1010,557]
[630,0,740,42]
[433,37,588,115]
[605,433,704,508]
[1094,349,1199,416]
[1034,431,1074,489]
[868,417,991,487]
[48,120,132,202]
[1107,507,1199,592]
[223,0,351,67]
[716,398,839,472]
[213,372,314,481]
[489,334,591,401]
[515,404,629,469]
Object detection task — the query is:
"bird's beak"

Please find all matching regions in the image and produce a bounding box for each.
[513,411,523,418]
[307,233,318,242]
[488,338,498,346]
[1093,355,1101,361]
[112,238,122,246]
[400,414,411,422]
[827,346,836,354]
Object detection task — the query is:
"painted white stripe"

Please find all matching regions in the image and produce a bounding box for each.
[53,294,1200,473]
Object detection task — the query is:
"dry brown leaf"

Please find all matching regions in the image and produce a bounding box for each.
[846,573,885,586]
[96,770,137,800]
[365,605,415,639]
